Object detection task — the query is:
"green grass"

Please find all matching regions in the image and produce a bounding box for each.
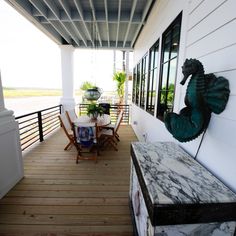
[3,88,82,98]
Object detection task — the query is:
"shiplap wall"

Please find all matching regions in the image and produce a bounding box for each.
[132,0,236,191]
[181,0,236,191]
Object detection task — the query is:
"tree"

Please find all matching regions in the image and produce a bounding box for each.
[113,71,126,104]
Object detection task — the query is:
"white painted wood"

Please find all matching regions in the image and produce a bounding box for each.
[60,45,76,111]
[131,104,175,142]
[188,0,226,30]
[214,70,236,95]
[186,19,236,59]
[0,72,5,112]
[188,0,204,14]
[0,112,24,199]
[197,128,236,192]
[134,0,184,64]
[187,0,236,46]
[216,95,236,121]
[199,44,236,73]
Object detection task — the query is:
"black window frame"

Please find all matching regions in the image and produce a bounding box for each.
[135,62,141,105]
[156,12,182,121]
[146,40,159,115]
[140,54,148,109]
[132,67,137,103]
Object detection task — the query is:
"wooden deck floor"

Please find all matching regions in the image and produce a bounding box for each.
[0,125,137,236]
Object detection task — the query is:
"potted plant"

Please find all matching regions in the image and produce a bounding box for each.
[87,103,104,120]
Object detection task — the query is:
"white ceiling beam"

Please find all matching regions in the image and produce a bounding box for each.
[29,0,71,44]
[74,0,94,47]
[131,0,154,48]
[89,0,102,47]
[104,0,110,48]
[43,0,81,46]
[59,0,87,47]
[115,0,121,48]
[123,0,137,48]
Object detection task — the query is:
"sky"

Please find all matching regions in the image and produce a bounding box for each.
[0,1,130,91]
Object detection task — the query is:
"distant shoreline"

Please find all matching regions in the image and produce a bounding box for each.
[3,88,81,98]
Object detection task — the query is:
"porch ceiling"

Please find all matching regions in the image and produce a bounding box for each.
[5,0,155,50]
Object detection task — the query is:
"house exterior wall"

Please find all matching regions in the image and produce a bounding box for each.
[132,0,236,192]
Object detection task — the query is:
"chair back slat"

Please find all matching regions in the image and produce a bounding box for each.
[59,113,71,132]
[114,110,124,132]
[99,103,110,115]
[66,109,78,127]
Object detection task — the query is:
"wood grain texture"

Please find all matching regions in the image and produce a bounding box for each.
[0,125,137,236]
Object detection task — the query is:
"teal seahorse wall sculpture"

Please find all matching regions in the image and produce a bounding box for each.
[164,58,230,142]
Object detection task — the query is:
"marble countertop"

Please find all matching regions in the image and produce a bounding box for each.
[131,142,236,205]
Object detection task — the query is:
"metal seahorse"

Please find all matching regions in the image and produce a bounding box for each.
[164,58,230,142]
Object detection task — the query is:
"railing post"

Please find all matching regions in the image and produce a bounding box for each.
[38,111,44,142]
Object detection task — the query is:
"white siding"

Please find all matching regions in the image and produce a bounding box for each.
[132,0,236,191]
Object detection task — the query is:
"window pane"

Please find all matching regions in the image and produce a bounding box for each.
[161,63,168,89]
[170,23,181,59]
[163,32,171,62]
[168,58,177,85]
[146,41,159,115]
[154,46,159,68]
[132,67,136,103]
[150,68,157,114]
[136,64,140,104]
[140,55,148,109]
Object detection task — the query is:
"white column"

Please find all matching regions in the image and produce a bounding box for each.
[125,51,129,105]
[60,45,76,112]
[0,72,24,199]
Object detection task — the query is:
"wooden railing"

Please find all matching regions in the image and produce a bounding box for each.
[15,105,62,151]
[77,103,130,124]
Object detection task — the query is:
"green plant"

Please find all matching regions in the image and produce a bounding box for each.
[87,103,104,117]
[80,81,96,91]
[113,71,126,103]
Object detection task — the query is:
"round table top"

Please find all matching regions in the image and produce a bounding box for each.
[74,114,111,127]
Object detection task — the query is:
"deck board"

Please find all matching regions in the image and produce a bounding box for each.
[0,125,137,236]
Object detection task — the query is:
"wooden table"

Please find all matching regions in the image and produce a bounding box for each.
[74,114,111,127]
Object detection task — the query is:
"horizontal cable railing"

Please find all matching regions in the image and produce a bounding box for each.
[77,103,130,124]
[15,105,62,151]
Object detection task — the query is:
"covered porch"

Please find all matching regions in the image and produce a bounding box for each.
[0,125,137,235]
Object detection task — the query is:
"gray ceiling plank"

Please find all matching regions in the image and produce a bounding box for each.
[89,0,102,47]
[5,0,154,49]
[43,0,81,46]
[123,0,137,48]
[59,0,87,46]
[74,0,94,47]
[115,0,121,48]
[131,0,154,48]
[29,0,71,44]
[104,0,110,47]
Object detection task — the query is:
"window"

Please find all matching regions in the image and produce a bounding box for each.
[140,54,148,109]
[157,13,182,120]
[132,67,136,103]
[135,62,141,105]
[146,40,159,115]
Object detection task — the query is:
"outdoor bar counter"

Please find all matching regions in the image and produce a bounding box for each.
[130,142,236,236]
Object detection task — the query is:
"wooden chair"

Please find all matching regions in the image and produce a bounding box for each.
[99,110,124,151]
[58,113,74,150]
[73,122,99,163]
[99,103,110,115]
[65,109,78,128]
